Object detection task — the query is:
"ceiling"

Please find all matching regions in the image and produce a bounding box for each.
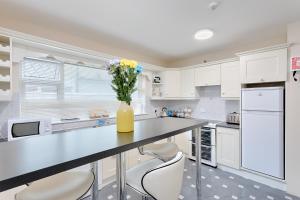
[1,0,300,64]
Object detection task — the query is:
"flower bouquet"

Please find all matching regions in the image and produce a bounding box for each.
[106,58,143,132]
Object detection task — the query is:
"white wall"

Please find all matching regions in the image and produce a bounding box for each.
[285,21,300,197]
[169,35,287,67]
[150,86,240,121]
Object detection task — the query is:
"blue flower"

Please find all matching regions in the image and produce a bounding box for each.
[135,64,143,74]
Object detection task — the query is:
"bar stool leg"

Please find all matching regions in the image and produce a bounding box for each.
[167,137,172,142]
[117,152,127,200]
[91,161,99,200]
[194,128,202,200]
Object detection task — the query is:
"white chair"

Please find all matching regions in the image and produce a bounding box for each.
[15,171,94,200]
[126,152,185,200]
[12,132,95,200]
[138,142,179,162]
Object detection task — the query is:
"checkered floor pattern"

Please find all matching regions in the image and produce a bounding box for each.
[84,159,300,200]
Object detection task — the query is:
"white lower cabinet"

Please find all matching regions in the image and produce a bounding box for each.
[102,156,117,181]
[217,127,240,169]
[174,131,191,155]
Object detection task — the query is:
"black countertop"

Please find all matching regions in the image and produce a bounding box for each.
[217,122,240,129]
[0,117,206,192]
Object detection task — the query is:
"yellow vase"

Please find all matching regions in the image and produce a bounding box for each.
[116,102,134,133]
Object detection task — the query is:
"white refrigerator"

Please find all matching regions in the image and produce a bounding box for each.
[241,87,284,179]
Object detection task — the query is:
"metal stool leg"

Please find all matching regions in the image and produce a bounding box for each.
[117,152,127,200]
[193,128,202,200]
[91,161,99,200]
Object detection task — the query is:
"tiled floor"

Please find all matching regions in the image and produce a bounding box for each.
[84,159,300,200]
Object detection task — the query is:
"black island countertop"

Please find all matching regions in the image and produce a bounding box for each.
[0,117,206,192]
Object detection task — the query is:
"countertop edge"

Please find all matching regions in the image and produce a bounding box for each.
[216,122,240,129]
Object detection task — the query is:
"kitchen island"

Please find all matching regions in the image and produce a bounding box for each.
[0,117,206,200]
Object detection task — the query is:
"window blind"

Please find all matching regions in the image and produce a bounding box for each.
[20,58,146,122]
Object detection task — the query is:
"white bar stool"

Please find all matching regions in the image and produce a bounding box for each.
[138,142,179,161]
[15,170,95,200]
[126,152,185,200]
[10,124,98,200]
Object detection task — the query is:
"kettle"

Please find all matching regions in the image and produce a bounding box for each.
[161,107,168,117]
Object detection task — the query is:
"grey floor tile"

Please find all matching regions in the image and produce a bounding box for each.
[83,159,300,200]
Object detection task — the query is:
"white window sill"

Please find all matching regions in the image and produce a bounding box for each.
[51,113,155,132]
[51,113,149,125]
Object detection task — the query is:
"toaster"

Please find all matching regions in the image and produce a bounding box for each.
[227,112,240,124]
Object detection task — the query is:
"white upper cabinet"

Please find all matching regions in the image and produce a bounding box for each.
[154,69,197,99]
[161,70,181,98]
[221,61,241,98]
[239,47,287,84]
[195,64,221,86]
[180,68,196,98]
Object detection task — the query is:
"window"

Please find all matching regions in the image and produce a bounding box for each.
[20,57,146,122]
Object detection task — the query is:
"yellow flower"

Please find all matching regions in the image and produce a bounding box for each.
[120,59,128,67]
[120,59,138,68]
[129,60,137,68]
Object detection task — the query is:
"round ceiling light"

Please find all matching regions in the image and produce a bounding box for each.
[194,29,214,40]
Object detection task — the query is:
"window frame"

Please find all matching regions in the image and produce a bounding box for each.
[20,57,147,121]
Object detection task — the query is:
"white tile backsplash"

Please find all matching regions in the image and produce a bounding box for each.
[149,86,240,121]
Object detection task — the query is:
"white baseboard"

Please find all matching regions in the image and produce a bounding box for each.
[218,165,287,191]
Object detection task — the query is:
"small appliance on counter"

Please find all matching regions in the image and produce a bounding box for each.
[1,118,52,141]
[226,112,240,124]
[160,107,168,117]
